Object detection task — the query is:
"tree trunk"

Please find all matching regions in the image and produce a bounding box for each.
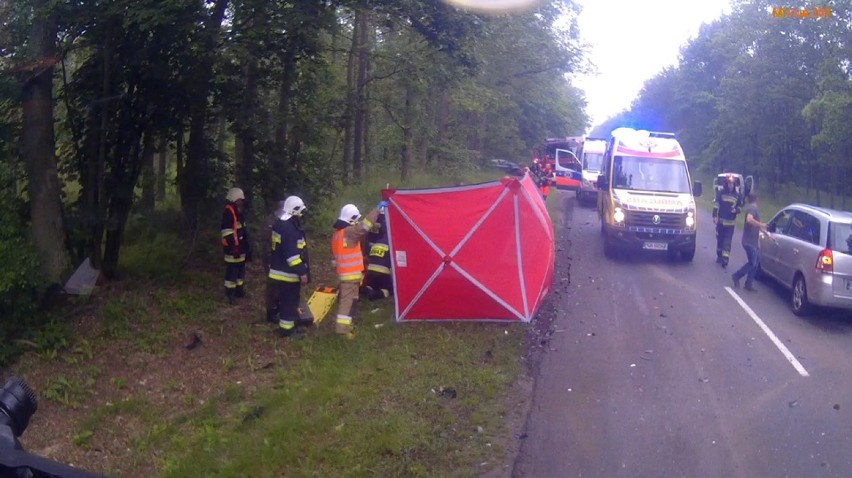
[180,0,229,233]
[21,0,70,284]
[401,79,414,182]
[101,114,151,278]
[216,114,227,156]
[82,37,113,269]
[157,138,167,201]
[234,58,257,196]
[341,9,359,184]
[141,131,156,212]
[352,8,369,182]
[271,49,297,194]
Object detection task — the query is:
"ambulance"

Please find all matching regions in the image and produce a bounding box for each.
[596,128,703,261]
[576,137,607,204]
[534,137,583,190]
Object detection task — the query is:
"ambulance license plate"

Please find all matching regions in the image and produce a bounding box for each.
[643,242,668,251]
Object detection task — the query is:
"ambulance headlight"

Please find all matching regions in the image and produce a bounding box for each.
[685,211,695,228]
[613,208,625,224]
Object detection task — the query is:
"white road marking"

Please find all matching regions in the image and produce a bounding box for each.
[725,286,810,377]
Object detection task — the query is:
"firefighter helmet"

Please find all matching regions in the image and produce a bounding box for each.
[338,204,361,224]
[280,196,306,220]
[226,187,245,203]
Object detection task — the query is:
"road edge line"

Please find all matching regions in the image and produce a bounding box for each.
[725,286,810,377]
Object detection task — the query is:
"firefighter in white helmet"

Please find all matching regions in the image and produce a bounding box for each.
[266,196,310,336]
[330,201,383,336]
[221,187,251,303]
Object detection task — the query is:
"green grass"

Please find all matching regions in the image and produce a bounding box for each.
[159,320,523,478]
[155,170,524,477]
[18,167,529,477]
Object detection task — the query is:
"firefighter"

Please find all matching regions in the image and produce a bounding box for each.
[331,202,382,336]
[361,206,393,301]
[267,196,310,336]
[221,187,251,303]
[712,174,741,268]
[531,159,552,199]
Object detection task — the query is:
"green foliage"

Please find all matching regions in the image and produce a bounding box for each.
[611,0,852,202]
[0,173,58,366]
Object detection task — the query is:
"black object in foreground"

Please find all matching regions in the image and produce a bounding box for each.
[0,377,109,478]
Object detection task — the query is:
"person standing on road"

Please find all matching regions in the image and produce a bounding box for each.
[732,192,769,292]
[221,187,251,304]
[267,196,310,337]
[713,175,741,268]
[331,202,381,336]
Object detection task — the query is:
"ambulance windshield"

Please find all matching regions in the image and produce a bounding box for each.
[612,156,691,193]
[583,153,604,171]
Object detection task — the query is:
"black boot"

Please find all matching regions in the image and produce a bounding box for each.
[235,286,246,298]
[225,288,236,305]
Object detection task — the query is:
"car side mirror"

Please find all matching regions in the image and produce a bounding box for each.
[693,180,702,197]
[767,223,776,233]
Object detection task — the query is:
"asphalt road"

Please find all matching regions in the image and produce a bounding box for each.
[512,190,852,478]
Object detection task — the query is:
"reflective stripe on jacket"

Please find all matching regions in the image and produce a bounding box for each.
[268,217,308,283]
[221,203,247,263]
[713,191,740,226]
[332,228,364,281]
[367,243,391,275]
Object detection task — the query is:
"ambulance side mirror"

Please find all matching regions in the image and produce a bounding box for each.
[693,180,702,197]
[597,174,608,190]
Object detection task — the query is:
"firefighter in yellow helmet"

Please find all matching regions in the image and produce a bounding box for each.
[267,196,310,337]
[221,187,251,303]
[331,202,382,336]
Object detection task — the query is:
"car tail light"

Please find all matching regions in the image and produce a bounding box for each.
[816,249,833,273]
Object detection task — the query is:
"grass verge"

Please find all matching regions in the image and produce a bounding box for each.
[7,168,532,478]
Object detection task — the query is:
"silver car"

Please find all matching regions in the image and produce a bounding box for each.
[760,203,852,315]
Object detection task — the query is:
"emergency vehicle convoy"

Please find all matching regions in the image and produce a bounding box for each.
[576,137,607,204]
[532,137,583,190]
[596,128,703,261]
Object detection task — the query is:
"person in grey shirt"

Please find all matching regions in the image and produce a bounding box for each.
[732,192,769,291]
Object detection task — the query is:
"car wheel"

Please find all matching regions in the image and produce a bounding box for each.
[603,234,616,258]
[680,243,696,262]
[791,274,812,316]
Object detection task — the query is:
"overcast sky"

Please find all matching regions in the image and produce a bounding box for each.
[572,0,733,130]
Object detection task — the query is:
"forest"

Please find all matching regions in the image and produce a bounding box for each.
[2,0,851,475]
[592,0,852,207]
[1,0,587,351]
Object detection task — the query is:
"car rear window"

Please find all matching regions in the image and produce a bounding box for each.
[829,221,852,255]
[789,211,820,245]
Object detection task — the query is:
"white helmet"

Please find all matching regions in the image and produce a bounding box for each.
[338,204,361,223]
[280,196,306,220]
[226,187,245,203]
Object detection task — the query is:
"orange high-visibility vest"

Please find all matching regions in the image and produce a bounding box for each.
[331,228,364,281]
[221,204,240,247]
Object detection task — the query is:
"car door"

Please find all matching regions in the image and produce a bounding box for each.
[780,211,821,287]
[761,209,793,281]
